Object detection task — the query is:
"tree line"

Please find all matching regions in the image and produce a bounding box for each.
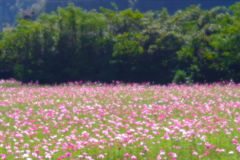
[0,3,240,84]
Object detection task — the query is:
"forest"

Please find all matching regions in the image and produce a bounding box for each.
[0,2,240,84]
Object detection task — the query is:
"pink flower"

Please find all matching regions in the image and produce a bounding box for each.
[131,155,137,160]
[147,135,154,139]
[97,154,104,158]
[232,139,238,144]
[61,155,66,159]
[82,131,90,137]
[203,151,210,156]
[159,150,165,155]
[215,149,225,152]
[65,152,72,157]
[125,153,131,157]
[168,152,177,158]
[23,143,29,148]
[192,150,198,155]
[237,146,240,153]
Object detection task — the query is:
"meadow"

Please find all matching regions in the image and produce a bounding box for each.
[0,79,239,160]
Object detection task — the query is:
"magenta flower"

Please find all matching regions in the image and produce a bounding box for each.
[168,152,177,158]
[232,139,238,144]
[125,153,131,157]
[82,131,90,137]
[65,152,72,157]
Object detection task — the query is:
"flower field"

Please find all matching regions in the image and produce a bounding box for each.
[0,80,240,160]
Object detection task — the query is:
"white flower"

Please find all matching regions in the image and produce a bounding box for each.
[45,154,51,159]
[22,154,29,158]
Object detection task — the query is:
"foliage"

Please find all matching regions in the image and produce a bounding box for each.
[173,70,187,84]
[0,3,240,84]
